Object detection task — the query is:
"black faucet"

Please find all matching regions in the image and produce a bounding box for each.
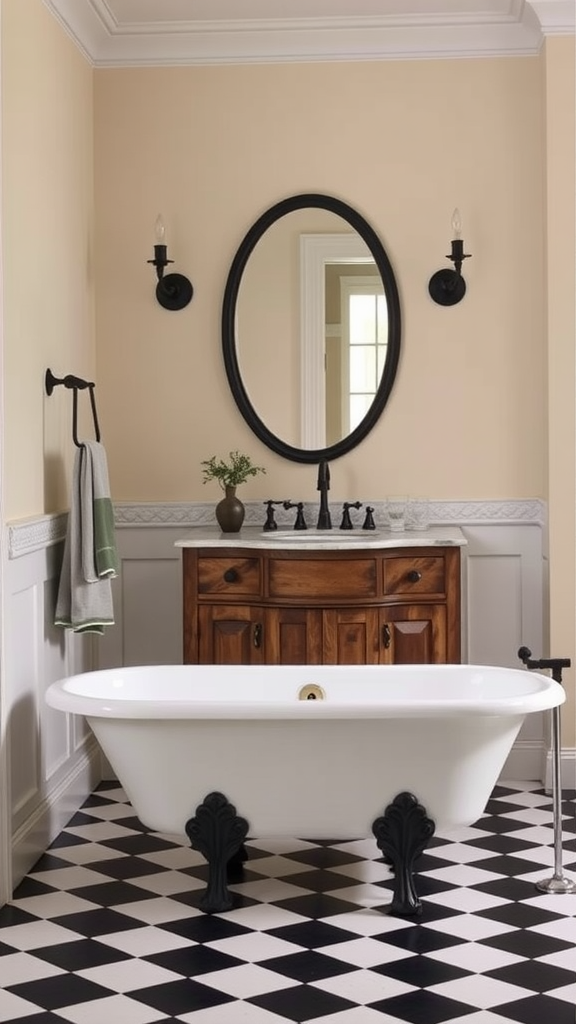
[316,459,332,530]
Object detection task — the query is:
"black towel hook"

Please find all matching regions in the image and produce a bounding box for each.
[45,368,101,447]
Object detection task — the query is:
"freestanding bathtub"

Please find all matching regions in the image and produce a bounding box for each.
[46,663,564,916]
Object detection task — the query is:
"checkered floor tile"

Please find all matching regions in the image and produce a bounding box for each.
[1,782,574,1022]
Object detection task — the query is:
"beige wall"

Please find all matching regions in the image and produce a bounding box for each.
[93,57,547,505]
[2,0,95,521]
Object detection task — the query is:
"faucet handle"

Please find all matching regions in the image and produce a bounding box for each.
[362,506,376,530]
[283,500,308,530]
[263,499,284,531]
[340,501,362,530]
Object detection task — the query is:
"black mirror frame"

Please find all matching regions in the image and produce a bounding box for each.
[222,193,402,464]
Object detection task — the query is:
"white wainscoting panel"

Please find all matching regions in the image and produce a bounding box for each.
[5,536,101,890]
[98,528,184,670]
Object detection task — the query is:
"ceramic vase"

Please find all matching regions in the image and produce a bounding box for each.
[215,485,245,533]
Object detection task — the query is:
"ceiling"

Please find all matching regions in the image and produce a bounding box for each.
[43,0,575,66]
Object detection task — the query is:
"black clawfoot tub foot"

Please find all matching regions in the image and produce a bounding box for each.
[185,792,249,913]
[372,792,436,916]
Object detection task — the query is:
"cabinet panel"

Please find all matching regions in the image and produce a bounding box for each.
[265,608,323,665]
[382,605,447,664]
[198,605,264,664]
[323,609,380,664]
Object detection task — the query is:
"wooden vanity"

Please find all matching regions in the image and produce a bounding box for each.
[178,528,464,666]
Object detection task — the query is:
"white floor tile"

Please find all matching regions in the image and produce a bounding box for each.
[206,931,306,962]
[48,842,128,865]
[535,947,576,970]
[177,1001,291,1022]
[56,993,170,1023]
[312,967,415,1003]
[320,937,415,968]
[0,988,42,1019]
[216,904,308,931]
[420,864,506,887]
[0,950,66,985]
[29,865,114,889]
[423,887,509,913]
[531,917,576,942]
[548,983,576,1004]
[0,919,84,950]
[198,962,301,998]
[78,957,184,991]
[423,915,517,942]
[129,870,206,896]
[245,855,319,879]
[423,842,500,864]
[117,895,202,924]
[64,822,140,841]
[324,883,392,909]
[97,925,197,956]
[428,941,524,973]
[319,910,411,938]
[429,973,532,1008]
[227,877,313,903]
[11,891,101,919]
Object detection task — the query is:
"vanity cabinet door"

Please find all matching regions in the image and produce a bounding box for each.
[322,609,380,664]
[380,605,447,664]
[198,605,265,665]
[265,608,323,664]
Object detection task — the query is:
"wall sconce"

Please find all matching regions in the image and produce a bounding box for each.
[428,208,471,306]
[147,215,193,311]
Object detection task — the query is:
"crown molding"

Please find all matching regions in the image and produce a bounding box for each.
[42,1,574,68]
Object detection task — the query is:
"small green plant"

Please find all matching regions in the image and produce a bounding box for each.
[201,450,266,491]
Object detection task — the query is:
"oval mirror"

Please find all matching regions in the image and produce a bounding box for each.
[222,194,401,463]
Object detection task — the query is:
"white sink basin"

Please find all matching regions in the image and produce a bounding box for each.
[262,530,373,542]
[259,529,440,547]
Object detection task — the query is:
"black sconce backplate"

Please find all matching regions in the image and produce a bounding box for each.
[428,269,467,306]
[156,272,194,311]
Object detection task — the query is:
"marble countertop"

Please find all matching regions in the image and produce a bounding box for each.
[175,525,467,550]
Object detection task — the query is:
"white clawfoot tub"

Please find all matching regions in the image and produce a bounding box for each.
[46,663,563,916]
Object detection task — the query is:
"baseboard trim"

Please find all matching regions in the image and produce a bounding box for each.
[11,739,102,890]
[500,740,576,789]
[543,746,576,791]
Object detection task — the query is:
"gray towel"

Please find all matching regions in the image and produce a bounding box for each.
[55,441,119,635]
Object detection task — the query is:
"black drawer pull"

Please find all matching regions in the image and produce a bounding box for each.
[407,570,422,583]
[382,623,391,649]
[223,568,238,583]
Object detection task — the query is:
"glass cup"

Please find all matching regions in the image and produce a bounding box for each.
[408,497,430,531]
[386,496,408,532]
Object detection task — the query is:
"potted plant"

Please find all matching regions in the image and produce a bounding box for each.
[201,450,266,532]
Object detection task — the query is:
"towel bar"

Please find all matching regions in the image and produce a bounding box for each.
[45,367,101,447]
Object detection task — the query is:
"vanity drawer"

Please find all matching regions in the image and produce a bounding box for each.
[269,558,378,599]
[197,557,262,597]
[383,556,446,597]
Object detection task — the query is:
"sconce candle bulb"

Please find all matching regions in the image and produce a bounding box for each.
[147,213,193,311]
[428,207,472,306]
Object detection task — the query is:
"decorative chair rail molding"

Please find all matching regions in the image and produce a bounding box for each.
[7,513,68,559]
[43,0,574,68]
[7,499,546,558]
